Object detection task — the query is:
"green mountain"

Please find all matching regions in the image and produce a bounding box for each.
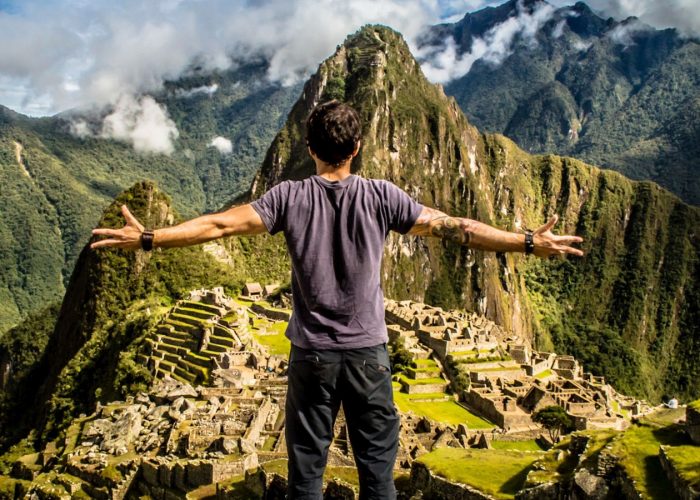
[248,25,700,402]
[0,180,289,446]
[427,0,700,205]
[0,23,698,449]
[0,64,299,333]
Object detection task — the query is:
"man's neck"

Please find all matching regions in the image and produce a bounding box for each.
[315,160,352,182]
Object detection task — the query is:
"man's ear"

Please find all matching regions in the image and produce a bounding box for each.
[352,141,361,157]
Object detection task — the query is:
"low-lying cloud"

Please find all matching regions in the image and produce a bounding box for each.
[70,95,179,154]
[589,0,700,38]
[209,136,233,155]
[419,1,555,83]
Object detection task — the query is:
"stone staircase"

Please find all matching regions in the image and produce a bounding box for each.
[137,300,242,385]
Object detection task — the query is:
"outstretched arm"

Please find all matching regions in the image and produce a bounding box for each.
[408,207,583,258]
[91,204,267,250]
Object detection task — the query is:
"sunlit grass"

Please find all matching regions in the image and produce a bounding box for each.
[417,448,541,499]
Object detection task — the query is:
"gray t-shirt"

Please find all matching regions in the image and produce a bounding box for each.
[251,174,423,350]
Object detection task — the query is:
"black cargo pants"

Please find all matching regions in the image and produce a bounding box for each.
[285,343,399,499]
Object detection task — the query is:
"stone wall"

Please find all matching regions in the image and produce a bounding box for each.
[401,380,448,394]
[251,303,291,322]
[241,397,274,452]
[659,446,700,500]
[138,453,258,494]
[687,404,700,445]
[463,391,505,428]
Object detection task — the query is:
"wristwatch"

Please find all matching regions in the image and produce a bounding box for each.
[140,229,155,251]
[524,230,534,255]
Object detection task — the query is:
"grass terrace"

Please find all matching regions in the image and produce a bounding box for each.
[535,369,553,379]
[397,375,446,386]
[417,448,542,499]
[251,320,290,357]
[392,383,493,429]
[611,409,689,499]
[490,440,545,452]
[663,445,700,492]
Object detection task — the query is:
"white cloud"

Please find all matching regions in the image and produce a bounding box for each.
[0,0,442,117]
[572,40,592,52]
[100,95,179,154]
[419,0,555,83]
[588,0,700,38]
[0,0,696,149]
[175,83,220,98]
[552,19,567,39]
[209,136,232,154]
[607,19,651,47]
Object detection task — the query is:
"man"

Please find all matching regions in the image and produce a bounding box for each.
[92,100,583,499]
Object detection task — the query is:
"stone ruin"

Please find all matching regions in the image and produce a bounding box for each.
[9,292,655,499]
[385,298,649,433]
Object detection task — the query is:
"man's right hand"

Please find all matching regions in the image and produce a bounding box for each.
[91,205,145,250]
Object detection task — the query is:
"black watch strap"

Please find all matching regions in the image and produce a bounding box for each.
[141,229,155,251]
[524,230,534,254]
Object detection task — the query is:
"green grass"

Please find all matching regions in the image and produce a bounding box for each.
[611,413,690,499]
[392,386,493,429]
[689,399,700,411]
[405,392,450,400]
[490,440,545,452]
[535,369,553,379]
[448,349,495,356]
[465,366,522,373]
[663,446,700,491]
[262,435,278,452]
[417,448,542,499]
[252,320,290,356]
[398,375,446,385]
[611,399,630,418]
[412,359,438,367]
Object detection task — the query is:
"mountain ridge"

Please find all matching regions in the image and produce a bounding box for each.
[246,24,700,402]
[430,0,700,205]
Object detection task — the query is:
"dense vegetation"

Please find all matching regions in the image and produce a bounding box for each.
[0,63,299,334]
[426,0,700,205]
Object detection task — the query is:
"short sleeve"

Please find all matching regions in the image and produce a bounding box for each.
[250,182,291,235]
[379,181,424,234]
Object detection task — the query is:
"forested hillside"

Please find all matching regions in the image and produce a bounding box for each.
[424,0,700,205]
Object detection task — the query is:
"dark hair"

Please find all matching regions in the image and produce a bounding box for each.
[305,100,361,167]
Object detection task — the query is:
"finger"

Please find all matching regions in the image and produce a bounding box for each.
[535,214,558,235]
[561,245,584,257]
[553,235,584,244]
[121,205,142,228]
[92,228,122,237]
[90,239,121,249]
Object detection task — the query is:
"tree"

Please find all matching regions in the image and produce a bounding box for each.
[389,341,413,373]
[532,405,573,442]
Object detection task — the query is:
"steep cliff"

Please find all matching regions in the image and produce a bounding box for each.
[249,25,700,401]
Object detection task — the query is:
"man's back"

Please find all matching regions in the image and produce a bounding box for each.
[251,174,422,350]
